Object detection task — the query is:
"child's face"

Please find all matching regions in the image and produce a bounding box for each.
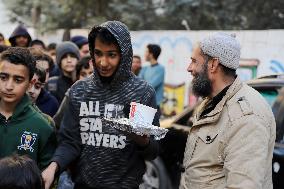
[94,38,121,77]
[15,36,29,47]
[79,65,94,80]
[27,74,44,103]
[0,60,31,104]
[36,60,49,82]
[61,53,78,75]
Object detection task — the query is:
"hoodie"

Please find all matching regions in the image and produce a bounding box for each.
[0,94,56,170]
[36,89,59,117]
[52,21,160,188]
[9,25,32,47]
[47,41,80,103]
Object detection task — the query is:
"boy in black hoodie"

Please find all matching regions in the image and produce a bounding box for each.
[42,21,160,189]
[9,25,32,47]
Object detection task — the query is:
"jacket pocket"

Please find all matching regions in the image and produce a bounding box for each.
[196,128,219,144]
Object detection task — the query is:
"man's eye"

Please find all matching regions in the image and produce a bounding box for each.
[0,75,7,80]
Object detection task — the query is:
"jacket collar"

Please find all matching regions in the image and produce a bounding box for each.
[193,76,243,127]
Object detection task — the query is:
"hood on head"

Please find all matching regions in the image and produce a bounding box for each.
[56,41,80,69]
[88,21,133,84]
[9,25,32,47]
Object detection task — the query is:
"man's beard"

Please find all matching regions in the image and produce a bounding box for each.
[191,65,212,98]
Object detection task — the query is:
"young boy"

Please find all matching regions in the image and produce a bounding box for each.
[28,67,59,117]
[47,41,80,103]
[0,47,56,170]
[76,55,93,80]
[0,154,43,189]
[42,21,159,189]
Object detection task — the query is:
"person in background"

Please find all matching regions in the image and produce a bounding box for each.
[31,39,46,50]
[53,55,94,129]
[9,24,32,47]
[132,55,142,75]
[0,154,43,189]
[47,43,61,77]
[0,33,5,45]
[71,35,89,57]
[76,55,93,80]
[28,67,59,117]
[0,45,8,54]
[180,33,276,189]
[139,44,165,109]
[29,47,55,82]
[0,47,56,170]
[42,20,159,189]
[47,41,80,103]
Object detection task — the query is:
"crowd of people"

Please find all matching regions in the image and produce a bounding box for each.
[0,20,275,189]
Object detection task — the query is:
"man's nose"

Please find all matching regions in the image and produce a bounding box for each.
[187,62,193,73]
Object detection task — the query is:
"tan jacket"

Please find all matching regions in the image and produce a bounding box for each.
[180,77,276,189]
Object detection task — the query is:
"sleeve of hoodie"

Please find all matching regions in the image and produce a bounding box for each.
[137,86,160,160]
[51,92,81,173]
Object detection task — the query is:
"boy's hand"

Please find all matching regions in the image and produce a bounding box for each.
[127,132,150,147]
[42,162,58,189]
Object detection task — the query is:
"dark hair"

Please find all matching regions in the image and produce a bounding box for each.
[34,67,46,83]
[76,56,92,77]
[31,39,46,50]
[219,64,236,77]
[29,47,54,71]
[147,44,161,60]
[88,27,120,62]
[0,45,8,53]
[0,154,43,189]
[0,33,4,39]
[133,55,141,60]
[0,47,35,80]
[47,43,57,51]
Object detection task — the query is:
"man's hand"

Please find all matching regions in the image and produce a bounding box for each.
[41,162,58,189]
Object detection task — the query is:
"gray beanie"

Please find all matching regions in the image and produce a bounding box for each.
[200,33,241,70]
[56,41,80,69]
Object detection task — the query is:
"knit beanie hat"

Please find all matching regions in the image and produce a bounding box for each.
[71,35,88,49]
[56,41,80,69]
[200,33,241,70]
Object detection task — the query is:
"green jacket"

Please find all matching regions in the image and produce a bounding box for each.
[0,94,57,170]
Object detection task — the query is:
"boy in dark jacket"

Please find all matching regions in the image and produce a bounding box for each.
[28,67,59,117]
[42,21,159,189]
[0,47,56,170]
[47,41,80,103]
[9,24,32,47]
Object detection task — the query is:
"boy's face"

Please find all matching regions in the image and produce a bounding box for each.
[0,60,31,104]
[94,38,121,77]
[15,36,29,47]
[61,53,78,75]
[36,60,49,82]
[79,64,94,80]
[132,57,141,73]
[27,74,43,103]
[144,47,151,62]
[80,44,89,58]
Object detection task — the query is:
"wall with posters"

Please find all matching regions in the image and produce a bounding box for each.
[130,30,284,116]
